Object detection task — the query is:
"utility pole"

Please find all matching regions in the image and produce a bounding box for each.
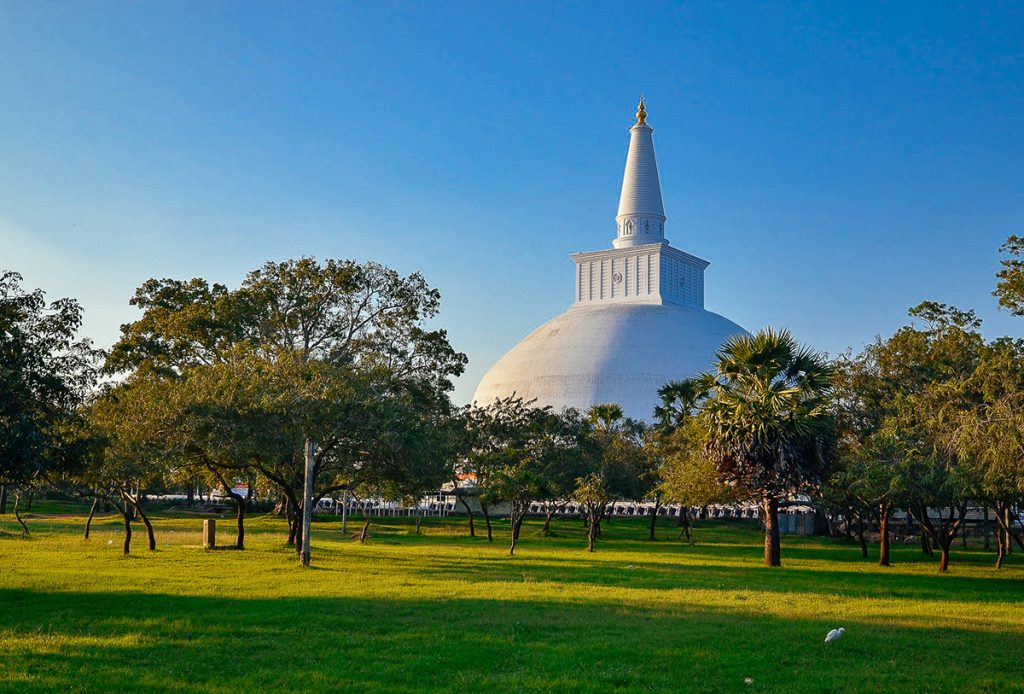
[300,437,315,566]
[341,488,348,534]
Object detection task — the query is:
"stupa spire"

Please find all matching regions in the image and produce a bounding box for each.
[614,96,667,249]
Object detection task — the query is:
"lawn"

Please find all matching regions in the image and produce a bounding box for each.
[1,503,1023,693]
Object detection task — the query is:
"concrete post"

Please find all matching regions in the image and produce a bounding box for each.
[203,519,216,548]
[300,437,315,566]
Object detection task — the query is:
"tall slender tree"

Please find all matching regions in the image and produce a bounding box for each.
[698,328,835,567]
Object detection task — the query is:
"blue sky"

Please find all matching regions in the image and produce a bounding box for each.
[2,1,1023,403]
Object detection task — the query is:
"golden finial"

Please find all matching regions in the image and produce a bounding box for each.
[635,95,647,125]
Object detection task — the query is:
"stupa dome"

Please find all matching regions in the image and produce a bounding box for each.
[472,99,747,420]
[473,303,745,420]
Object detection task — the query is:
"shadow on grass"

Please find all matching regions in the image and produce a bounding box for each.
[0,587,1021,694]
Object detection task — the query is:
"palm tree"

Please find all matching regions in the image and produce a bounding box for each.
[699,328,835,566]
[654,379,705,431]
[588,403,624,432]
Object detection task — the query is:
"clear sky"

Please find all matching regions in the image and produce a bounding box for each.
[3,1,1023,403]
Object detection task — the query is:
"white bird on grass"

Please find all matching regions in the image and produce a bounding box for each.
[824,627,845,643]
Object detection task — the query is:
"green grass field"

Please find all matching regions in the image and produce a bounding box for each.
[1,503,1023,693]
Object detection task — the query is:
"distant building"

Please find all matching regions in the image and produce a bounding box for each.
[473,99,746,419]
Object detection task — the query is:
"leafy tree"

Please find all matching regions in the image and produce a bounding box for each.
[982,236,1024,563]
[948,337,1024,567]
[697,328,835,567]
[459,400,510,542]
[87,379,176,553]
[827,353,908,565]
[103,258,465,564]
[535,411,591,537]
[573,404,648,552]
[443,407,481,537]
[0,271,100,531]
[653,379,735,542]
[870,303,985,572]
[657,420,738,543]
[994,235,1024,316]
[480,400,590,555]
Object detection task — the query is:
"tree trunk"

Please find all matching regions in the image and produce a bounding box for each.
[994,503,1012,568]
[587,505,599,552]
[212,469,246,550]
[0,484,7,514]
[542,511,553,536]
[648,501,661,541]
[1005,507,1013,555]
[456,493,475,537]
[856,513,868,558]
[938,538,952,572]
[118,497,133,556]
[996,527,1006,569]
[982,505,990,551]
[84,497,98,539]
[813,508,830,536]
[26,491,34,511]
[920,530,933,556]
[509,506,524,555]
[131,498,156,551]
[481,503,493,542]
[1005,506,1022,553]
[763,495,781,567]
[358,517,370,543]
[12,492,30,536]
[878,503,890,567]
[233,493,246,549]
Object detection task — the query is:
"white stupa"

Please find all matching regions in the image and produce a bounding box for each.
[473,98,746,420]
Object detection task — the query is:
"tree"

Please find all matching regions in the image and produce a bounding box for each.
[654,379,706,431]
[867,302,985,572]
[827,353,908,565]
[994,235,1024,316]
[983,236,1024,564]
[572,404,648,552]
[657,420,738,543]
[697,328,835,567]
[478,400,589,555]
[462,396,537,545]
[87,379,176,554]
[536,411,590,537]
[653,379,734,542]
[948,337,1024,567]
[0,271,100,531]
[103,258,466,564]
